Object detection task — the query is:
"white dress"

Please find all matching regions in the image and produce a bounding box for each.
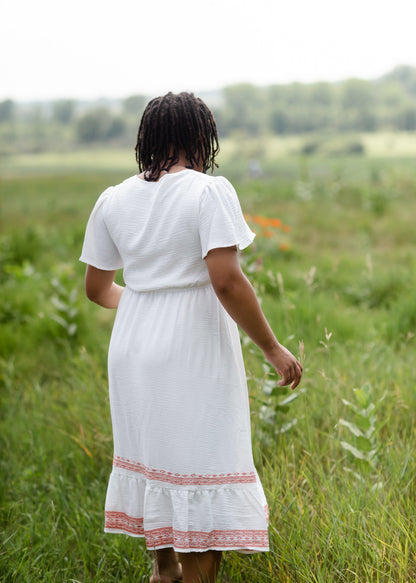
[80,169,269,552]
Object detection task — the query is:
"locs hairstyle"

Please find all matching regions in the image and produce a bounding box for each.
[135,92,220,182]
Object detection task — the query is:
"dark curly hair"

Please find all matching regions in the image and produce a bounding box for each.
[135,92,220,182]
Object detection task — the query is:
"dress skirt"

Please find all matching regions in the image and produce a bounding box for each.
[104,283,269,552]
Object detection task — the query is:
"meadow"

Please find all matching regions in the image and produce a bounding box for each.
[1,140,416,582]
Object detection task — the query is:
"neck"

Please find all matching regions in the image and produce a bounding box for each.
[174,152,203,173]
[138,149,204,182]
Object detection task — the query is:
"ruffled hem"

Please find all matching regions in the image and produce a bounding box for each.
[104,513,268,552]
[104,468,269,553]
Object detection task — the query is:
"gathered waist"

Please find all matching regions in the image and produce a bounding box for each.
[124,281,212,295]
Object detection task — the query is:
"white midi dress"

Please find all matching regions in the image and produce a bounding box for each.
[80,169,269,552]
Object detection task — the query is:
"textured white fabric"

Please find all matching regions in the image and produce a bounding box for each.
[80,170,254,289]
[80,170,269,552]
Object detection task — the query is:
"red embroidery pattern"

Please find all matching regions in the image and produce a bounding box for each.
[113,456,257,485]
[105,512,268,549]
[265,504,269,523]
[105,511,144,535]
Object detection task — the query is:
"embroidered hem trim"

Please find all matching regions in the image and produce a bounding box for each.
[113,456,257,485]
[105,511,269,550]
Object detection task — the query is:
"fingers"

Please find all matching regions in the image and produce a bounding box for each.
[264,344,303,390]
[277,360,303,390]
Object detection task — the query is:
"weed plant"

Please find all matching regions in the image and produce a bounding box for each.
[1,156,416,581]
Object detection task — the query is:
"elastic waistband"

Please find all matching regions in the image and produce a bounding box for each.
[125,282,212,294]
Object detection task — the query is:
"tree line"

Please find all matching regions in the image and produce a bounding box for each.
[1,65,415,154]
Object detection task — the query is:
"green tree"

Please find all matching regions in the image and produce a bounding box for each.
[267,85,290,133]
[340,79,375,110]
[76,107,126,143]
[268,106,291,134]
[308,82,334,106]
[0,99,16,123]
[267,83,336,134]
[52,100,76,125]
[396,103,416,130]
[383,65,416,97]
[122,95,147,118]
[106,116,126,139]
[337,79,378,131]
[222,83,265,136]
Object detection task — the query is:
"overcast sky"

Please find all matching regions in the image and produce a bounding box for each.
[1,0,415,101]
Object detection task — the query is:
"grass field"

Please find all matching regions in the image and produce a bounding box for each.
[1,146,416,582]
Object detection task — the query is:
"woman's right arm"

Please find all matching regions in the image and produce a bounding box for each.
[84,265,124,309]
[205,246,303,390]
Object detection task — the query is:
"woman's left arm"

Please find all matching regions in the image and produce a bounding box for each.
[84,265,124,309]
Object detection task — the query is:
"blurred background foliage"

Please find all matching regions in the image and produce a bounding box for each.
[1,65,416,156]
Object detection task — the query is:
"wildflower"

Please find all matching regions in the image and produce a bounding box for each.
[269,218,282,228]
[244,213,291,241]
[253,215,270,228]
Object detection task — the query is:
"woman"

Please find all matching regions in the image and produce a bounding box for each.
[80,92,302,583]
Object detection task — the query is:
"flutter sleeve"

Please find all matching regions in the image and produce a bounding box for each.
[199,176,255,259]
[79,189,123,270]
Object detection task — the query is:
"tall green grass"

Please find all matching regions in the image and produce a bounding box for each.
[1,155,416,581]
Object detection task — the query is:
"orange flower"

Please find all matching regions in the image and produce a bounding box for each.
[245,214,291,239]
[279,243,290,251]
[253,215,270,228]
[269,218,282,228]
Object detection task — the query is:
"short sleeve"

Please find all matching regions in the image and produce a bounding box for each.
[79,189,123,270]
[199,177,255,259]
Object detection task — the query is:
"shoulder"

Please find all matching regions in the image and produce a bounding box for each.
[108,175,139,198]
[197,174,239,206]
[184,172,236,201]
[194,172,234,189]
[95,175,138,208]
